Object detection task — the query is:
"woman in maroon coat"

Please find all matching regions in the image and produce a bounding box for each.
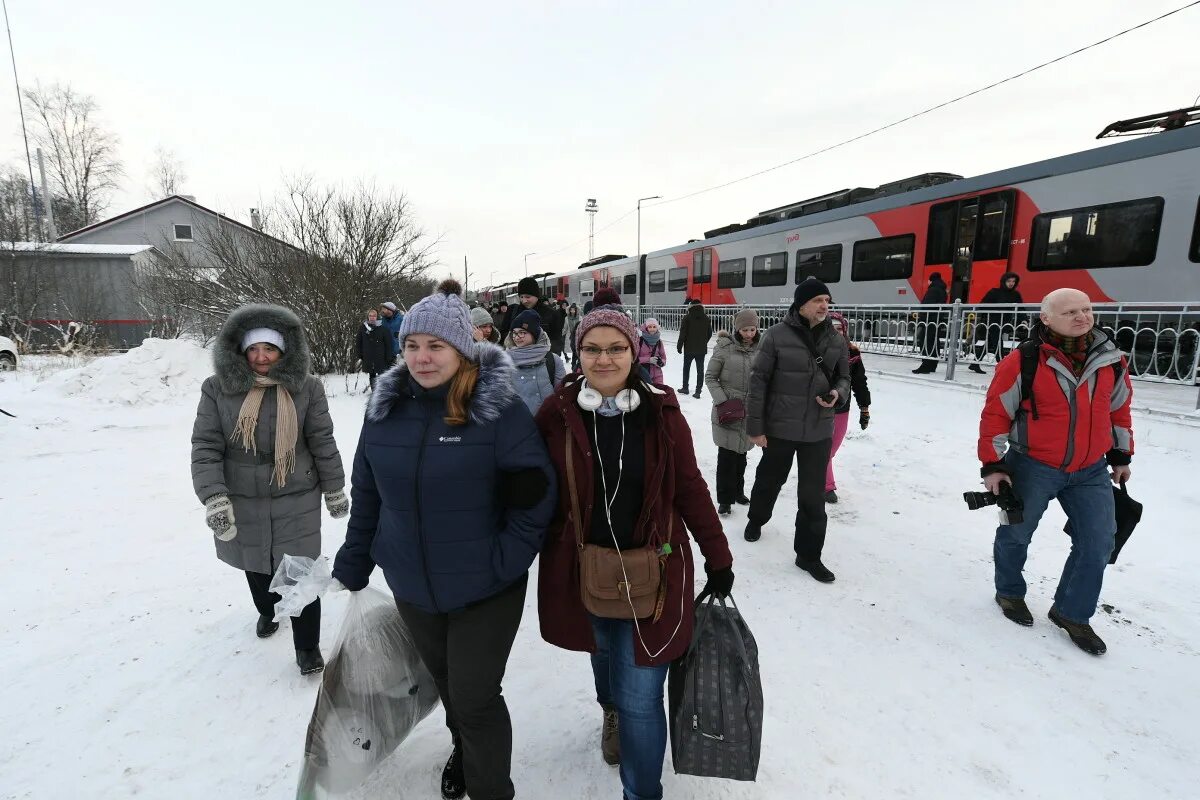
[534,296,734,800]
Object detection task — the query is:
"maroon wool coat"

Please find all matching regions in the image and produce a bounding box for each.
[534,375,734,667]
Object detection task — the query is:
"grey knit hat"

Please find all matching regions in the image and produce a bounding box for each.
[469,306,493,328]
[398,279,476,359]
[732,308,759,330]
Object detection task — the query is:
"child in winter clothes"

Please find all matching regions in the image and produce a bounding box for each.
[825,312,871,503]
[704,308,761,514]
[506,308,566,415]
[636,318,667,384]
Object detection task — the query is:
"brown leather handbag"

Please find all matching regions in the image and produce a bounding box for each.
[565,428,666,620]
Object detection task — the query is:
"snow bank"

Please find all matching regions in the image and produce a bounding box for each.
[36,338,211,405]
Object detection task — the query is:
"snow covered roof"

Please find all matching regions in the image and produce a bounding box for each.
[1,242,155,256]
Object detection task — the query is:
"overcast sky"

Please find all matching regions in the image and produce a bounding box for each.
[3,0,1197,288]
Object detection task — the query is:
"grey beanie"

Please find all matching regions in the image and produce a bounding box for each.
[469,306,493,328]
[398,279,476,359]
[732,309,759,330]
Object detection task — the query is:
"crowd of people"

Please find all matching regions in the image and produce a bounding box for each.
[190,274,1134,800]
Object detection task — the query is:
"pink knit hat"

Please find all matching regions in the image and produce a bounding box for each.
[575,306,638,351]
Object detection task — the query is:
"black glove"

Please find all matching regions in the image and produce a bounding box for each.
[702,564,735,599]
[980,461,1011,479]
[1105,448,1131,467]
[859,409,870,430]
[497,468,549,509]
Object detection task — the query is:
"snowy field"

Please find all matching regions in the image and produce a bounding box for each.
[2,337,1198,800]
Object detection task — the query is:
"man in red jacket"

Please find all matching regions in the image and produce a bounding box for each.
[977,288,1133,656]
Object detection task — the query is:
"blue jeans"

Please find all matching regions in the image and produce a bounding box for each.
[994,450,1116,623]
[590,616,670,800]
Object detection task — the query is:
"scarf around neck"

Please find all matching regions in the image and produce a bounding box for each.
[507,333,551,367]
[640,330,661,347]
[231,374,299,488]
[1043,329,1095,377]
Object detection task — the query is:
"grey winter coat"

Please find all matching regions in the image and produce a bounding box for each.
[191,304,345,575]
[746,311,851,443]
[505,329,566,415]
[704,330,760,453]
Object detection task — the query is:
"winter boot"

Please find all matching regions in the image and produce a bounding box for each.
[795,556,836,583]
[296,648,325,675]
[600,707,620,766]
[693,389,701,399]
[743,522,762,542]
[256,613,279,638]
[995,595,1034,626]
[1048,607,1107,655]
[718,503,732,516]
[969,363,986,374]
[679,385,689,394]
[824,490,838,504]
[736,495,750,506]
[441,738,466,799]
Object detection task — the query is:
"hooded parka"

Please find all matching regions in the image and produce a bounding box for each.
[191,304,345,575]
[704,330,760,453]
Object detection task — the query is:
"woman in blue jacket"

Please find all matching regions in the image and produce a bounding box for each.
[333,279,556,800]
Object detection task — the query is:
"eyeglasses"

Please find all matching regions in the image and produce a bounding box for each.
[580,345,631,359]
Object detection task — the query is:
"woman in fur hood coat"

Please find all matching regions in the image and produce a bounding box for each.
[191,304,347,676]
[333,279,556,800]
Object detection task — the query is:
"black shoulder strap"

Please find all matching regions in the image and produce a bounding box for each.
[785,324,835,384]
[1018,339,1040,421]
[545,352,557,386]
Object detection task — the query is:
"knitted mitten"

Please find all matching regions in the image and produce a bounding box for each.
[205,494,238,541]
[324,489,349,519]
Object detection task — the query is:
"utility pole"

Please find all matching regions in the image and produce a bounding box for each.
[37,147,56,241]
[524,252,536,277]
[463,255,472,297]
[585,198,598,259]
[3,0,39,241]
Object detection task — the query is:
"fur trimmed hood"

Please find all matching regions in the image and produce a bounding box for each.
[213,304,311,394]
[366,341,517,426]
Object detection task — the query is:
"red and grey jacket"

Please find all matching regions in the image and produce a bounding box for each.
[978,328,1133,474]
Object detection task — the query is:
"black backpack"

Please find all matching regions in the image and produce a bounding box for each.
[1017,338,1124,421]
[544,352,558,386]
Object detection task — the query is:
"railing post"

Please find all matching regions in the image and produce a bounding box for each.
[945,300,963,381]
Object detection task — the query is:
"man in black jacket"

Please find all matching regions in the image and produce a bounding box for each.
[744,277,851,583]
[969,272,1025,374]
[913,273,948,374]
[677,302,713,398]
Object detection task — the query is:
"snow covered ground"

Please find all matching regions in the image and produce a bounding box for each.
[2,338,1198,800]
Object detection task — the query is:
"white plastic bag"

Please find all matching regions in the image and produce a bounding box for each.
[270,555,333,622]
[294,586,441,799]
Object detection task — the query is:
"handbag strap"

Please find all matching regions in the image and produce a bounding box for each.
[786,322,835,385]
[686,593,754,674]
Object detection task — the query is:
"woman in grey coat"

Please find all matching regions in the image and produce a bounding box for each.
[191,304,347,675]
[505,308,565,415]
[704,308,761,516]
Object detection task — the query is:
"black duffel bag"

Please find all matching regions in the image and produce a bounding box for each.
[668,592,763,781]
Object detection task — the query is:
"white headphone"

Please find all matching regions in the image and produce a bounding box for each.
[576,378,641,413]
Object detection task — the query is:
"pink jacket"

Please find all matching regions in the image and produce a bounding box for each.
[637,337,667,385]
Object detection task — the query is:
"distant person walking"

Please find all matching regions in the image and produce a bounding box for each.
[380,301,404,352]
[677,301,713,398]
[356,308,396,390]
[970,272,1025,374]
[704,308,761,515]
[636,318,667,385]
[823,312,871,503]
[913,273,947,374]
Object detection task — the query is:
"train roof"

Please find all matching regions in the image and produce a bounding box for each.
[649,123,1200,259]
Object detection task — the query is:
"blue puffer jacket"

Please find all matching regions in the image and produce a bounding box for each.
[332,342,557,613]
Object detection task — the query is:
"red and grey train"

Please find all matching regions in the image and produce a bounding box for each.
[490,120,1200,308]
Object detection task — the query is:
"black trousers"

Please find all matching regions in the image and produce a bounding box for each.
[748,437,833,562]
[367,371,379,389]
[245,570,320,649]
[396,575,528,800]
[681,353,705,390]
[715,447,748,505]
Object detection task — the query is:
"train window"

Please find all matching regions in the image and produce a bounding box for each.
[1190,197,1200,263]
[623,273,637,295]
[751,252,788,286]
[648,270,665,293]
[693,249,712,284]
[668,267,688,292]
[718,258,746,288]
[795,245,842,283]
[926,202,957,264]
[851,234,915,281]
[580,278,595,298]
[1029,196,1163,271]
[974,192,1012,261]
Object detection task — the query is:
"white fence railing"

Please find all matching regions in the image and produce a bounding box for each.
[633,302,1200,391]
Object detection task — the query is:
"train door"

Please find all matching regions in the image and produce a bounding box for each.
[692,247,713,303]
[925,190,1015,302]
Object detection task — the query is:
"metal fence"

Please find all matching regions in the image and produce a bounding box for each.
[633,302,1200,388]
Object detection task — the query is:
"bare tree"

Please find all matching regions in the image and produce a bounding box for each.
[147,146,186,199]
[0,168,35,242]
[132,178,439,371]
[23,82,124,234]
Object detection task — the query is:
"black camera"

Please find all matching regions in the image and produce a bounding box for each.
[963,482,1024,524]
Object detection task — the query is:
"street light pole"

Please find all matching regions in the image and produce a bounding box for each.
[636,194,661,279]
[585,198,598,259]
[524,251,536,277]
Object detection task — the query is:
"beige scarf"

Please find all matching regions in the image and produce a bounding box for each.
[231,375,298,488]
